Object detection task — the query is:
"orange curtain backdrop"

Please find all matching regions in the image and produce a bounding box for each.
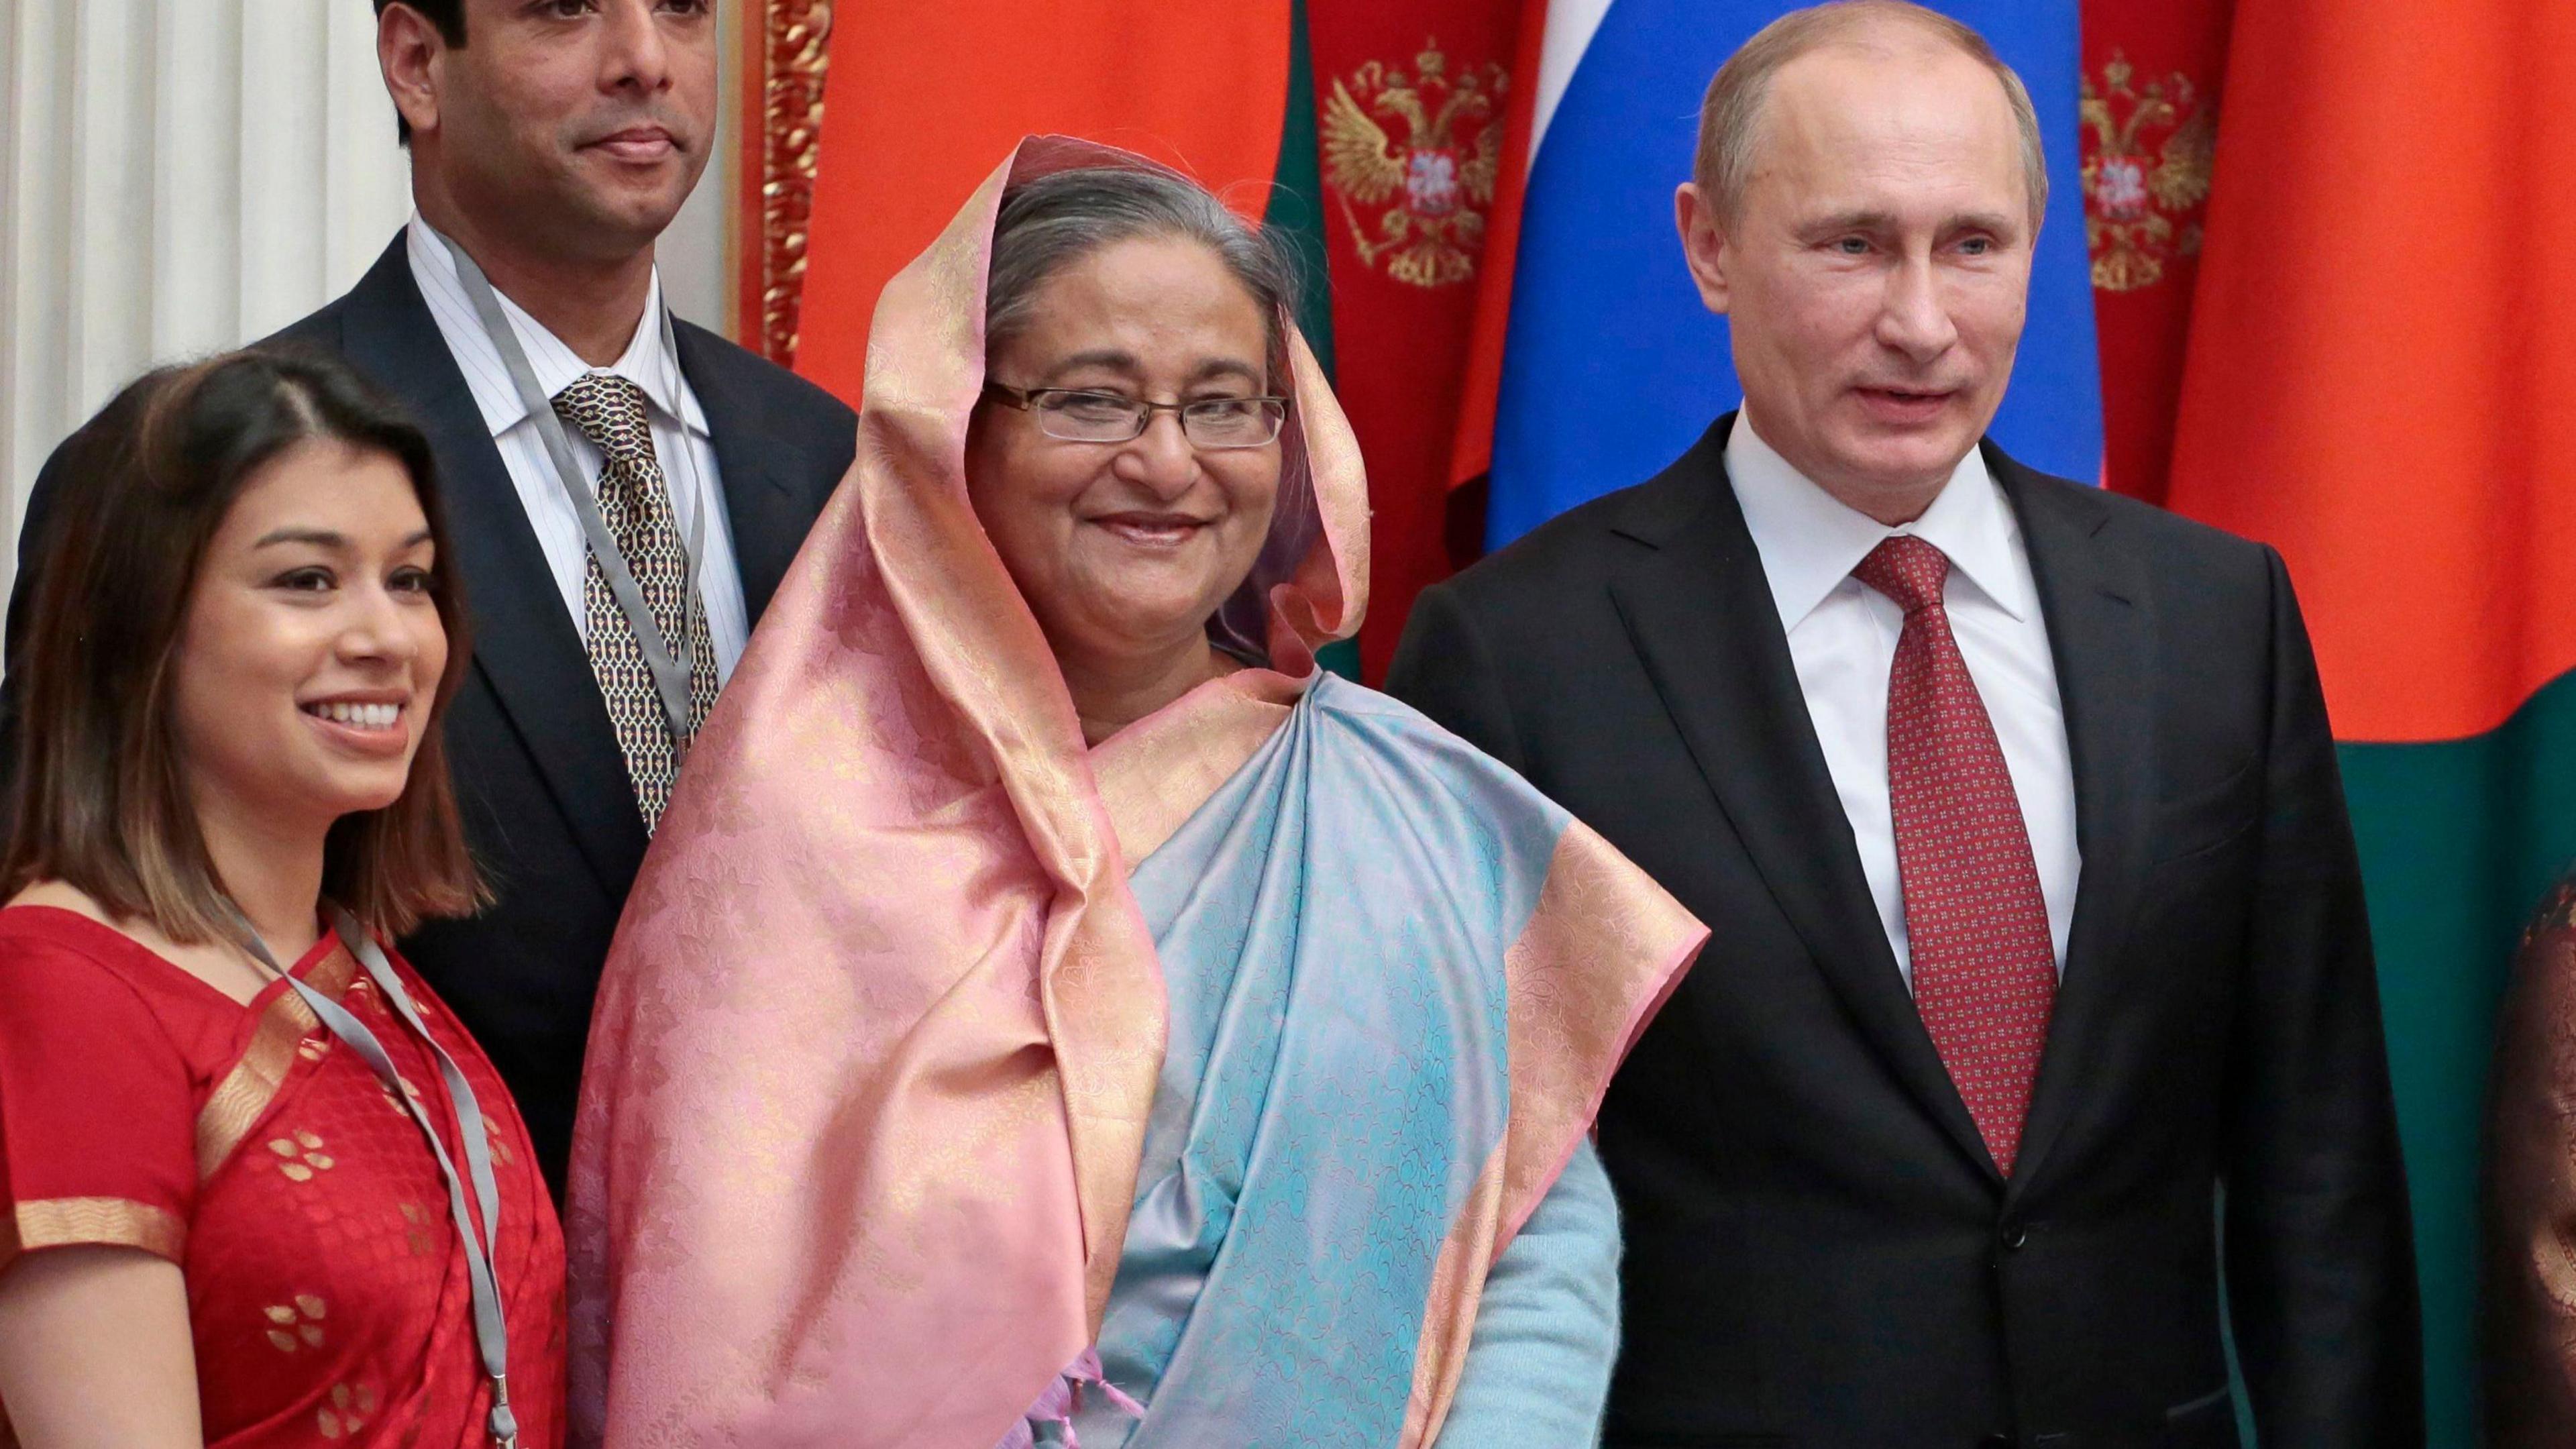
[2165,0,2576,743]
[791,1,1297,409]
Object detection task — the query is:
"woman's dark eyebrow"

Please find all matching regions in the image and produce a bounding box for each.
[1037,350,1144,384]
[254,527,434,552]
[1034,353,1263,388]
[253,527,350,550]
[1189,360,1263,386]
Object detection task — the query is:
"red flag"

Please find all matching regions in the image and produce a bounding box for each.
[1444,0,1542,501]
[2078,0,2232,502]
[1307,1,1520,678]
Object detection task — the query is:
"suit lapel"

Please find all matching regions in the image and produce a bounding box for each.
[1991,449,2157,1203]
[676,322,810,622]
[335,237,649,895]
[1607,420,1999,1181]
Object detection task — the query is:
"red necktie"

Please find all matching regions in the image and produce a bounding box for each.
[1853,535,2057,1175]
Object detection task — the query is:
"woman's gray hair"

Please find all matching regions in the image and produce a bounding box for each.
[984,166,1304,373]
[981,164,1318,665]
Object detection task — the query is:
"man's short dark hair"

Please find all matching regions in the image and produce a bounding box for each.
[375,1,467,146]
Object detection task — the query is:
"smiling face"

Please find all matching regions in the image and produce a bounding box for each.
[394,0,718,264]
[169,439,449,839]
[1676,34,2033,520]
[966,233,1284,677]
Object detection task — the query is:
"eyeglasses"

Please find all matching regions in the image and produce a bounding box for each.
[983,383,1289,449]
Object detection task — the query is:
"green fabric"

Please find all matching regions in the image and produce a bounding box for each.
[2340,665,2576,1446]
[1316,635,1362,683]
[1267,0,1336,381]
[1265,0,1356,682]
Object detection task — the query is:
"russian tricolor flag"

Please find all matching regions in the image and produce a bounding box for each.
[1460,0,2104,547]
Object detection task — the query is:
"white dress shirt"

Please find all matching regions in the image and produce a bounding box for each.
[405,215,751,680]
[1725,411,2080,985]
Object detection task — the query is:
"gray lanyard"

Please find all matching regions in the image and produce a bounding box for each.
[440,233,707,757]
[239,909,519,1449]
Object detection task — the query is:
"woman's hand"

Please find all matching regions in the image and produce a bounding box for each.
[0,1246,203,1448]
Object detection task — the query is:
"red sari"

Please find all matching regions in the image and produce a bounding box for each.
[0,905,564,1447]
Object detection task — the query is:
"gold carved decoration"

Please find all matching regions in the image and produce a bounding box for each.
[2079,52,2216,293]
[1321,41,1507,289]
[750,0,833,366]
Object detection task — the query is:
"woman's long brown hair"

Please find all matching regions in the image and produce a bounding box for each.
[0,347,484,942]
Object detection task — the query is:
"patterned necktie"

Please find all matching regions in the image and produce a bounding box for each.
[551,374,718,833]
[1852,535,2057,1175]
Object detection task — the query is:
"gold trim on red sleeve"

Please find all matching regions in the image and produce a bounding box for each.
[1,1196,187,1269]
[195,944,359,1182]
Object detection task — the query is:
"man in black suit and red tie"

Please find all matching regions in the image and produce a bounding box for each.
[3,0,854,1195]
[1387,3,2420,1446]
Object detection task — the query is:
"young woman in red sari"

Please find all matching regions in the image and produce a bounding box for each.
[0,350,564,1448]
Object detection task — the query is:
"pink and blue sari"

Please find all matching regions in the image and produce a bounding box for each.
[1081,676,1647,1446]
[566,138,1701,1449]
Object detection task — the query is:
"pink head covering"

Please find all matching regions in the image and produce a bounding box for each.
[566,137,1370,1446]
[568,135,1697,1449]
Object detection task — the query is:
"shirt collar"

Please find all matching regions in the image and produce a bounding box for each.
[1725,409,2035,629]
[407,212,707,441]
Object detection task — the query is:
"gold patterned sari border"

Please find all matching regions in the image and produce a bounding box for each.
[1494,821,1703,1230]
[1,1196,187,1269]
[1091,669,1305,869]
[1396,1143,1509,1449]
[195,945,358,1182]
[1399,820,1707,1444]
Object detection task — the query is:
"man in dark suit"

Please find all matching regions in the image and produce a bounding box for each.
[1387,4,2419,1445]
[3,0,853,1193]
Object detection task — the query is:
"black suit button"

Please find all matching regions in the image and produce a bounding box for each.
[2000,1224,2030,1250]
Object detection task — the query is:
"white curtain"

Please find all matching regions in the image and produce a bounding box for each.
[0,0,737,599]
[0,0,413,590]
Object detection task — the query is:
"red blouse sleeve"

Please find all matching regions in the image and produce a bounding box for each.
[0,934,197,1271]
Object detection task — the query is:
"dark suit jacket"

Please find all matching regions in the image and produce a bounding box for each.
[2,235,855,1194]
[1386,417,2420,1449]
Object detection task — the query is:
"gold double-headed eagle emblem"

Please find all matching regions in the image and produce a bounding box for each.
[2079,52,2216,293]
[1322,42,1509,289]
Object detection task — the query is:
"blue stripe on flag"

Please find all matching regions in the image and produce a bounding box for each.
[1487,0,2102,547]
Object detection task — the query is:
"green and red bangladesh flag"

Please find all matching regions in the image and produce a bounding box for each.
[786,1,2571,1441]
[2157,0,2576,1440]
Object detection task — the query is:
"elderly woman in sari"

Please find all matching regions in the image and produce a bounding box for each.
[568,138,1703,1448]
